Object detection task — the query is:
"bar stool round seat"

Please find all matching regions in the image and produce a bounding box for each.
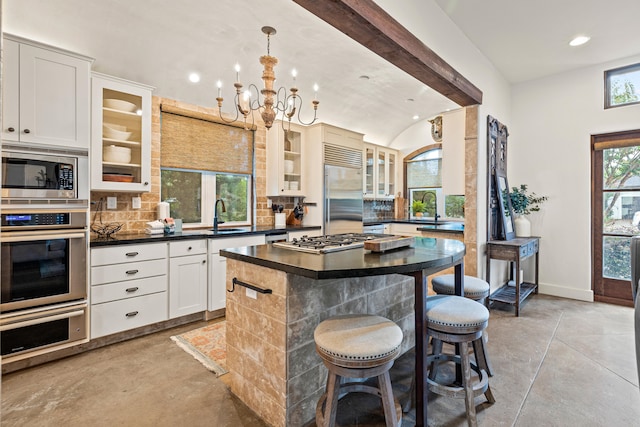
[426,295,495,426]
[314,314,403,427]
[431,274,494,377]
[432,274,490,301]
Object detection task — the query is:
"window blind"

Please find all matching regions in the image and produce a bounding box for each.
[160,104,254,174]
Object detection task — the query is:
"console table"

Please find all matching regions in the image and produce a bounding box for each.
[486,237,539,316]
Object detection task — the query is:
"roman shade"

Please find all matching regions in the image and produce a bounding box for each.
[160,104,254,174]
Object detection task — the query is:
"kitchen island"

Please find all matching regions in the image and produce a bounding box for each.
[221,236,465,427]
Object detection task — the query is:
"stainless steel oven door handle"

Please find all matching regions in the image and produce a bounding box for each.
[0,230,87,242]
[0,309,85,332]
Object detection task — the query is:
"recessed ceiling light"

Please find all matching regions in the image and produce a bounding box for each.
[569,36,590,47]
[189,72,201,83]
[413,115,420,120]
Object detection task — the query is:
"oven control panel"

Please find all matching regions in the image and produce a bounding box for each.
[1,211,86,230]
[2,212,69,227]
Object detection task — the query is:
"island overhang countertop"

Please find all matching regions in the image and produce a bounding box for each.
[220,236,466,279]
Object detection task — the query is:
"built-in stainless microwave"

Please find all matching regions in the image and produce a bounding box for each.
[1,147,88,201]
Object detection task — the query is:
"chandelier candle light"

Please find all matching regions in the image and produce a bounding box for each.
[215,26,319,130]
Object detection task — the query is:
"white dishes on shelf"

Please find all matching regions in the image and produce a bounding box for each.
[103,145,132,164]
[289,181,299,191]
[284,159,294,174]
[103,123,132,141]
[104,98,137,112]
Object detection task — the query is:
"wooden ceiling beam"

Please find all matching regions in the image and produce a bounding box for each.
[292,0,483,106]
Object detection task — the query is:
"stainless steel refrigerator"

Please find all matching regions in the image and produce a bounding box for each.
[324,144,363,235]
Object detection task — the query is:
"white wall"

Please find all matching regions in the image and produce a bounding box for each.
[510,53,640,301]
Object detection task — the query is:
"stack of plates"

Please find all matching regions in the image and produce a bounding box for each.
[104,99,137,113]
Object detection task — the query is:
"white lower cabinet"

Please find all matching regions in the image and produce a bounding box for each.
[169,240,207,318]
[388,223,422,237]
[90,242,168,338]
[208,235,265,311]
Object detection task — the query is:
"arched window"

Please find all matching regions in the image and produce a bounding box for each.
[405,145,464,220]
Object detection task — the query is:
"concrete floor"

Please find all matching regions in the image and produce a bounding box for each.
[2,294,639,426]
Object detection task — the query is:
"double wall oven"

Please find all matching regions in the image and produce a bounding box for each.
[1,145,89,361]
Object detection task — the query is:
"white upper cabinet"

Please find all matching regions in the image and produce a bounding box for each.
[91,73,154,192]
[2,35,92,150]
[363,142,397,200]
[317,123,364,151]
[266,121,306,197]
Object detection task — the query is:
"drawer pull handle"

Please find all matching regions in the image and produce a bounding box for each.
[125,269,139,275]
[125,287,139,293]
[125,252,139,257]
[125,311,139,318]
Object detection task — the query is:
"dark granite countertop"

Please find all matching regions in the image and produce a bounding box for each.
[364,219,464,234]
[220,236,465,280]
[90,224,321,247]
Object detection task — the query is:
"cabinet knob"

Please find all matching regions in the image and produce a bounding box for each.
[7,127,15,133]
[202,260,206,264]
[188,246,192,251]
[144,182,149,186]
[23,129,31,134]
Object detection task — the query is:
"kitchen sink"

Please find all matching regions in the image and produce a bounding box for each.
[212,228,250,234]
[414,220,450,225]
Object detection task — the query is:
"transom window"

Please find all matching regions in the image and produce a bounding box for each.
[605,63,640,108]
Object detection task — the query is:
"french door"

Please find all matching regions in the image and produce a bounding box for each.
[592,130,640,306]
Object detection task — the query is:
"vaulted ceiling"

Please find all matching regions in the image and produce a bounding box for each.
[5,0,640,145]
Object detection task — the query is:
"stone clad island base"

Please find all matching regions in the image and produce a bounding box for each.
[225,259,415,427]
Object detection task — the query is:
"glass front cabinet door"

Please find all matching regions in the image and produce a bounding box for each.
[91,72,154,192]
[364,143,396,200]
[266,121,305,196]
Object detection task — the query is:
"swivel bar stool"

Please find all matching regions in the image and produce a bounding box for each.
[314,314,403,427]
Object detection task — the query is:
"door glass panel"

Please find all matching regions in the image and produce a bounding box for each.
[602,191,640,234]
[602,236,631,280]
[388,153,395,196]
[1,239,69,304]
[377,151,385,195]
[365,148,374,194]
[603,146,640,189]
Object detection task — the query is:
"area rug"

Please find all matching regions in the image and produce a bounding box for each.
[171,321,228,376]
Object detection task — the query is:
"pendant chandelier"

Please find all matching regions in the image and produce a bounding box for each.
[215,26,319,130]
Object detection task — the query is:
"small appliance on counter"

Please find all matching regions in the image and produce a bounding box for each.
[157,201,170,220]
[287,203,305,225]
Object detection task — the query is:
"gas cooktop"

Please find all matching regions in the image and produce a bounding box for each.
[272,233,387,254]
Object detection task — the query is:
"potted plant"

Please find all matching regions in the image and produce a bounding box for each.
[509,184,548,237]
[412,200,426,218]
